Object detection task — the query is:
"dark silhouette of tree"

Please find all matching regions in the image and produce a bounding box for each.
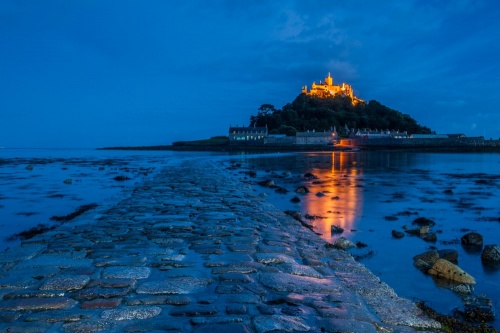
[249,94,431,136]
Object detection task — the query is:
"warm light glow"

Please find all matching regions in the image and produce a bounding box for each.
[302,73,364,105]
[300,152,364,242]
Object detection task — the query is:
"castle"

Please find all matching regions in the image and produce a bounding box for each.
[302,73,364,105]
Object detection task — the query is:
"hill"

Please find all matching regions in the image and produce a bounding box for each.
[249,94,432,136]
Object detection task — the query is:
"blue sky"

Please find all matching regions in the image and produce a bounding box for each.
[1,1,499,148]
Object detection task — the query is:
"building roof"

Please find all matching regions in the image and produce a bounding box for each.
[296,130,334,137]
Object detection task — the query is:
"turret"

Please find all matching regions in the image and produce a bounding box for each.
[325,72,333,86]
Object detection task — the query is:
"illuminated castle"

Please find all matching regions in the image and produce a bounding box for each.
[302,73,364,105]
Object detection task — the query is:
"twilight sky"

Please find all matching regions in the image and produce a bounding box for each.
[1,1,499,148]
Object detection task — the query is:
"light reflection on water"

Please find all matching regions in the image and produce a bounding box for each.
[299,152,365,242]
[234,151,500,329]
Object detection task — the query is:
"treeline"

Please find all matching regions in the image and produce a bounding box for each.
[249,94,432,136]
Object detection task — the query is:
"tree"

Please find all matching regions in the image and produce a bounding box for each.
[249,94,432,136]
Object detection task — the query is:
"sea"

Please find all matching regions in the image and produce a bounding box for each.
[1,148,499,329]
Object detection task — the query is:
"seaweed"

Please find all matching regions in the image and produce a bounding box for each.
[6,223,56,241]
[416,301,497,333]
[50,203,98,222]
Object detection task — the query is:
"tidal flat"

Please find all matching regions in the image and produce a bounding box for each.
[0,153,441,332]
[229,151,500,330]
[0,149,498,331]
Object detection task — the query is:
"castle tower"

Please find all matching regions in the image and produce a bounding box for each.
[325,72,333,86]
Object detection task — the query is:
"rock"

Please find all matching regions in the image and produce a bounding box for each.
[331,196,340,200]
[405,226,429,236]
[295,186,309,194]
[0,297,78,311]
[255,253,297,265]
[412,217,436,227]
[259,272,340,293]
[413,251,439,272]
[40,275,90,291]
[136,277,212,295]
[274,186,288,194]
[423,233,437,242]
[102,266,151,279]
[303,172,318,180]
[315,192,325,197]
[391,230,405,239]
[246,170,257,177]
[333,237,356,250]
[450,283,474,295]
[481,244,500,265]
[455,294,496,322]
[114,175,131,181]
[428,259,475,284]
[100,306,161,320]
[253,315,310,333]
[331,225,344,234]
[355,241,367,248]
[63,179,72,185]
[461,232,483,247]
[437,249,458,263]
[284,210,301,221]
[290,196,301,203]
[258,180,275,187]
[278,263,323,278]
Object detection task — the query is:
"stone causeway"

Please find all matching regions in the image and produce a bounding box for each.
[0,159,440,332]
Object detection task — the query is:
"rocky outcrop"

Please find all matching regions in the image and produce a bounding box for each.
[412,217,436,227]
[455,294,496,323]
[481,244,500,265]
[391,230,404,239]
[437,249,458,263]
[303,172,318,180]
[295,185,309,194]
[428,259,475,284]
[331,225,344,234]
[413,251,439,272]
[333,237,356,250]
[461,232,483,247]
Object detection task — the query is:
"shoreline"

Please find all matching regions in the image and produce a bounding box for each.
[0,159,441,332]
[98,144,500,153]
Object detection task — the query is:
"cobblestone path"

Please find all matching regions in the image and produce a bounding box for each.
[0,160,440,332]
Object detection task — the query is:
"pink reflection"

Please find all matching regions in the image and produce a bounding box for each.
[300,152,364,242]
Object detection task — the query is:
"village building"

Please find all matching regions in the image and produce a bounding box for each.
[228,125,267,145]
[410,134,449,139]
[354,129,409,139]
[296,129,337,145]
[302,73,364,105]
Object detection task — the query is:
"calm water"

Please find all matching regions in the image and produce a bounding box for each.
[227,151,500,329]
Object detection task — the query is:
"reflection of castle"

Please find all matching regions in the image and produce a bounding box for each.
[302,73,364,105]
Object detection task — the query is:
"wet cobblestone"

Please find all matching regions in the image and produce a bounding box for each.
[0,159,440,332]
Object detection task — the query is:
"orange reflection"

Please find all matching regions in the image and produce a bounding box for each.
[300,152,364,242]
